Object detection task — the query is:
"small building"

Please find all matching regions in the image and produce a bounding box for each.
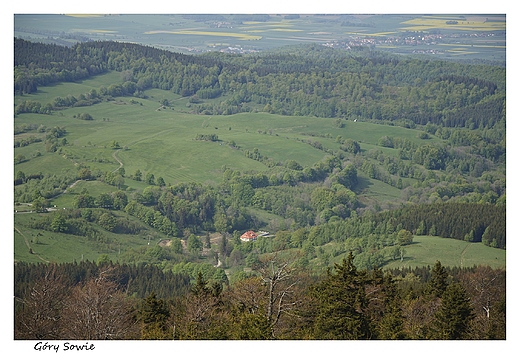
[240,230,258,242]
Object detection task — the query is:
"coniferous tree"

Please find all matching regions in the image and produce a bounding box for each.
[378,273,406,339]
[425,260,449,298]
[432,282,475,339]
[138,292,170,339]
[311,252,371,339]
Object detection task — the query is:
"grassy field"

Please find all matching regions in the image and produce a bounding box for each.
[15,221,109,264]
[50,180,122,209]
[355,172,403,204]
[15,72,439,190]
[14,210,159,264]
[14,71,124,106]
[323,235,506,271]
[384,235,506,269]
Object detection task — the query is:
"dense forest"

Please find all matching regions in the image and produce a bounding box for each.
[14,37,506,340]
[14,255,505,339]
[14,38,506,129]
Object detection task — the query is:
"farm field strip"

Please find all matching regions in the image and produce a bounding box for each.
[400,17,505,32]
[439,43,506,49]
[144,30,262,41]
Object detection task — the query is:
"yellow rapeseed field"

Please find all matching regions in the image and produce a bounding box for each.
[400,17,505,32]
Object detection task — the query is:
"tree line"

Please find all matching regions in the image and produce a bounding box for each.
[372,203,505,248]
[15,39,505,131]
[14,255,505,340]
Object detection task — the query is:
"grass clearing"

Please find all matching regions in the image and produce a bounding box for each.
[324,235,506,272]
[14,212,158,264]
[14,71,124,106]
[14,79,443,194]
[51,180,122,208]
[15,152,76,177]
[356,172,403,203]
[384,236,506,269]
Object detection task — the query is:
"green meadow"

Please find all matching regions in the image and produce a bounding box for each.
[322,235,506,271]
[14,71,124,106]
[383,235,506,269]
[15,72,438,189]
[14,211,153,264]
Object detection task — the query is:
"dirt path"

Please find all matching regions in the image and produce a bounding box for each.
[64,179,81,193]
[460,243,471,267]
[46,178,82,203]
[111,149,124,173]
[14,227,49,263]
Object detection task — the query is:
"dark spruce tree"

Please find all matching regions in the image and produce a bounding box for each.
[432,282,475,339]
[425,260,449,298]
[311,252,371,339]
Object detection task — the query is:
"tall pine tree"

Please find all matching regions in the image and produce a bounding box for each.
[425,260,449,298]
[432,282,475,339]
[311,252,371,339]
[138,292,170,339]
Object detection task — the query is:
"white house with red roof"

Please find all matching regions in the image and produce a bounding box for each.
[240,230,258,242]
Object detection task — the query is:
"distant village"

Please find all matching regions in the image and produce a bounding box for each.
[182,27,500,55]
[323,31,499,55]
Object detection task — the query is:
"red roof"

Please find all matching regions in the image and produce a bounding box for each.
[240,230,257,241]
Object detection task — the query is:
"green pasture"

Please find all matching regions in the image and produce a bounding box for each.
[322,235,506,272]
[14,211,159,264]
[15,221,105,264]
[14,148,76,177]
[384,235,506,269]
[14,71,124,106]
[50,180,122,209]
[355,172,403,204]
[206,112,438,148]
[14,74,445,192]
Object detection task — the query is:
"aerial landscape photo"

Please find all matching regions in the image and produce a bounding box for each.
[12,11,507,346]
